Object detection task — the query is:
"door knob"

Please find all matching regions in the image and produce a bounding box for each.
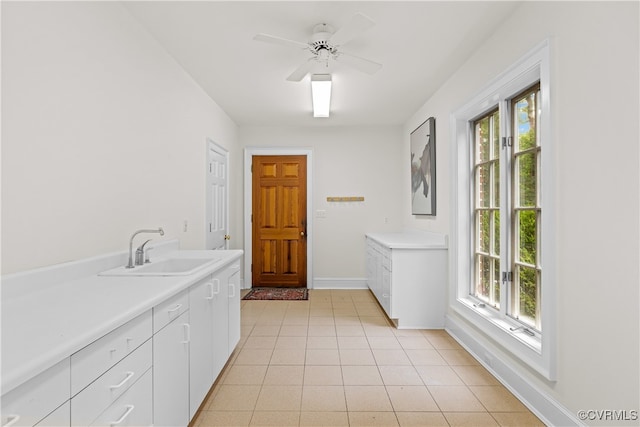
[224,234,231,240]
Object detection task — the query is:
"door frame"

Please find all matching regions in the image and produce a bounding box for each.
[244,147,313,289]
[206,138,229,249]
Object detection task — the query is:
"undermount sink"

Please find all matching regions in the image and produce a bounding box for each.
[99,257,220,276]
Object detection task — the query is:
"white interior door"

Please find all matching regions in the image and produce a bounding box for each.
[207,140,228,250]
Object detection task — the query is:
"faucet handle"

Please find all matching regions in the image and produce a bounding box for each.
[144,246,155,263]
[135,239,152,266]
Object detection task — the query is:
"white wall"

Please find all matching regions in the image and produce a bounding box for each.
[404,2,639,424]
[1,2,240,274]
[240,126,403,282]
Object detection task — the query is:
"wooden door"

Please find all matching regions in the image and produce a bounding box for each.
[252,155,307,287]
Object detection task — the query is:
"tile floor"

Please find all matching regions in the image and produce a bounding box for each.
[192,289,544,426]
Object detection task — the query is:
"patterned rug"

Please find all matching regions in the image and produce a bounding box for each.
[243,287,309,301]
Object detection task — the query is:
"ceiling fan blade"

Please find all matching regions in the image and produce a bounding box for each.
[253,33,309,50]
[286,58,317,82]
[330,12,376,46]
[335,51,382,75]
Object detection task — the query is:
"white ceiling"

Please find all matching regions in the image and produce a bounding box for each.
[123,1,521,127]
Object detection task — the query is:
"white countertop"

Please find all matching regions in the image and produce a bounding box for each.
[366,230,448,249]
[1,247,243,394]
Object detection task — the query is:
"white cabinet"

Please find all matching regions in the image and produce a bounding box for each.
[1,359,70,427]
[226,263,241,354]
[365,232,447,329]
[35,401,70,426]
[89,369,152,427]
[152,291,190,427]
[188,275,216,419]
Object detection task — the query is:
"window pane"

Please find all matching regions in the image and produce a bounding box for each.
[517,152,537,207]
[492,161,500,207]
[477,164,490,208]
[517,265,538,327]
[478,210,489,253]
[518,210,537,265]
[476,255,490,301]
[493,210,500,255]
[493,258,501,308]
[476,117,490,162]
[492,111,500,159]
[515,92,537,151]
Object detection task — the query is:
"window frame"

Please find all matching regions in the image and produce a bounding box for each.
[449,40,556,380]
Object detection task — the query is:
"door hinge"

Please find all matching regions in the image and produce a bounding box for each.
[251,214,253,223]
[502,271,513,284]
[251,163,253,173]
[209,223,212,232]
[209,162,212,173]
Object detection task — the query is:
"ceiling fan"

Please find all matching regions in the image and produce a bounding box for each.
[253,12,382,82]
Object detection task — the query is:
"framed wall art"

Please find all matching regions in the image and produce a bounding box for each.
[410,117,436,215]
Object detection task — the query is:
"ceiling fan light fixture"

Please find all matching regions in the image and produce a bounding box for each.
[311,74,332,118]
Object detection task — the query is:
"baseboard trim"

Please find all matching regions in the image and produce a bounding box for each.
[446,314,581,427]
[312,277,368,290]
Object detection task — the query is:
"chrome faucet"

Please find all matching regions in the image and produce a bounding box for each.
[135,239,153,266]
[126,228,164,268]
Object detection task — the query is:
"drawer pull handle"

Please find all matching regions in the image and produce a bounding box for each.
[206,282,215,300]
[167,303,182,314]
[110,405,135,426]
[228,283,235,298]
[213,278,221,295]
[110,371,135,389]
[181,323,191,344]
[3,415,20,427]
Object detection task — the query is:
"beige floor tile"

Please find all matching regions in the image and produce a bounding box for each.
[308,316,335,325]
[334,307,359,316]
[254,385,302,411]
[491,411,545,426]
[386,385,439,411]
[306,336,338,349]
[223,365,268,385]
[360,316,391,327]
[414,365,465,386]
[452,365,501,385]
[263,365,304,385]
[234,348,273,365]
[397,336,435,349]
[270,348,306,365]
[364,325,396,337]
[395,412,449,427]
[372,349,412,366]
[334,316,362,326]
[342,365,383,385]
[281,316,309,325]
[378,366,423,385]
[336,324,366,336]
[348,411,399,426]
[305,348,340,365]
[304,365,343,385]
[275,336,307,349]
[337,336,370,349]
[444,412,498,426]
[405,349,447,365]
[250,325,281,336]
[438,349,480,365]
[301,385,347,411]
[243,336,277,349]
[339,348,376,365]
[250,411,300,426]
[279,325,308,336]
[208,385,261,411]
[196,410,252,426]
[428,385,485,412]
[469,386,529,412]
[307,325,337,336]
[299,411,349,426]
[345,385,393,411]
[427,335,463,350]
[368,336,402,349]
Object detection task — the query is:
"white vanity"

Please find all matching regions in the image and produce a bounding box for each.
[365,231,447,329]
[1,240,242,427]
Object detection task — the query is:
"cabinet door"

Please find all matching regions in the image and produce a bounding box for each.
[188,276,215,419]
[153,311,189,427]
[211,273,229,380]
[227,265,241,355]
[90,369,152,427]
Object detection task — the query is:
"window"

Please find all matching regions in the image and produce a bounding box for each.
[472,84,541,331]
[450,41,555,380]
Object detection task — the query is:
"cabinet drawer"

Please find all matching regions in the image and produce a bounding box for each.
[90,369,152,427]
[153,290,188,333]
[71,340,151,426]
[71,311,152,396]
[1,358,70,427]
